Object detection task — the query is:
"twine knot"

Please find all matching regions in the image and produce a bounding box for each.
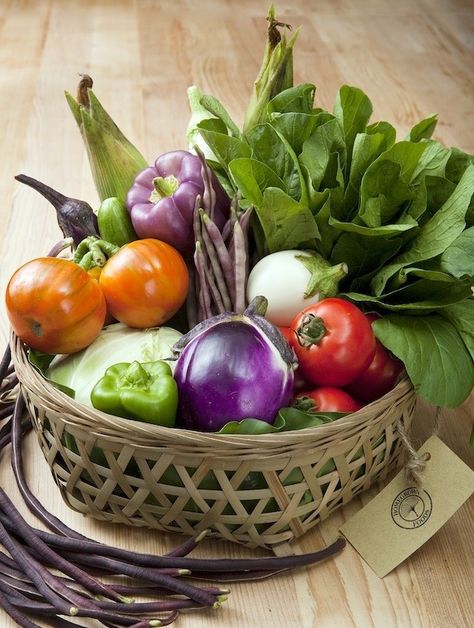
[396,407,440,485]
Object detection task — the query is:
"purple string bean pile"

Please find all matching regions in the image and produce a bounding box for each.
[0,345,345,627]
[186,154,252,328]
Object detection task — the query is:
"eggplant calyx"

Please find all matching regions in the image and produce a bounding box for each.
[296,314,326,347]
[245,295,268,317]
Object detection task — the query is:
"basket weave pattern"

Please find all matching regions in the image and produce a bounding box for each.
[12,334,416,549]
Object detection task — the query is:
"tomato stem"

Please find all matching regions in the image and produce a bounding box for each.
[296,313,326,347]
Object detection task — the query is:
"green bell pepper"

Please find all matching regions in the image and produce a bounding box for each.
[90,361,178,427]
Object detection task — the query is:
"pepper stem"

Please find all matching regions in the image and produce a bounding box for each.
[124,361,149,387]
[296,313,327,347]
[150,175,180,202]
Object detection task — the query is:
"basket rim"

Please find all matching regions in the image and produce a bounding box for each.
[10,331,416,450]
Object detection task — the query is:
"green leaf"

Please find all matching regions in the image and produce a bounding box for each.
[197,122,251,173]
[347,277,472,311]
[218,407,344,434]
[255,187,320,252]
[330,233,403,285]
[199,93,241,137]
[358,142,427,227]
[228,157,287,206]
[412,140,450,180]
[329,214,417,237]
[440,226,474,278]
[300,118,346,192]
[440,299,474,361]
[366,121,397,148]
[333,85,373,169]
[373,315,474,407]
[343,131,391,214]
[445,147,474,184]
[246,123,303,200]
[371,164,474,295]
[267,83,316,115]
[270,112,319,155]
[406,114,438,142]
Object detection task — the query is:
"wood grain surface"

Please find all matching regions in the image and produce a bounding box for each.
[0,0,473,626]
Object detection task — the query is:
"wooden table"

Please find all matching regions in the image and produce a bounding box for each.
[0,1,473,626]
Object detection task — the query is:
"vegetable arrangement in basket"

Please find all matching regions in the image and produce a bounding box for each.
[5,6,474,435]
[2,5,472,626]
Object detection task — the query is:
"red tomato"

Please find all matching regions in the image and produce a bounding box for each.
[295,387,362,413]
[345,313,403,402]
[99,239,189,328]
[278,326,309,392]
[289,298,376,387]
[6,257,106,354]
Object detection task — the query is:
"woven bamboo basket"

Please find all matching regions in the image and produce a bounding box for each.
[11,332,416,550]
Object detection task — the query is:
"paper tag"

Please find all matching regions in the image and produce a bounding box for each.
[340,435,474,577]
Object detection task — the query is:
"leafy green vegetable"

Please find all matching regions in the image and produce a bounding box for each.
[187,19,474,410]
[255,187,320,252]
[371,164,474,295]
[440,227,474,278]
[333,85,372,170]
[373,315,474,407]
[406,114,438,142]
[218,407,344,434]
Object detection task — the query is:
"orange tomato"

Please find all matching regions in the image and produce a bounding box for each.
[6,257,106,354]
[87,266,115,325]
[99,239,189,328]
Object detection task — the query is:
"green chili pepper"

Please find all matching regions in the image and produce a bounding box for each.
[90,361,178,427]
[97,197,137,247]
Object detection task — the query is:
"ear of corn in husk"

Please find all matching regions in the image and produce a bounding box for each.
[243,4,299,132]
[65,75,148,203]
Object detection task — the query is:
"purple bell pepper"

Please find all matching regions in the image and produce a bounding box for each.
[126,150,229,254]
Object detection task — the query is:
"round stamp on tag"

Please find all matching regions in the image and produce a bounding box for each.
[391,487,432,529]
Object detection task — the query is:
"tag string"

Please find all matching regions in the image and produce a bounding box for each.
[397,407,441,485]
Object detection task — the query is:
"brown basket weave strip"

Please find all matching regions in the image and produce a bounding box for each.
[12,333,416,550]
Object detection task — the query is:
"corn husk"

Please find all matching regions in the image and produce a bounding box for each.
[65,76,148,203]
[243,4,299,132]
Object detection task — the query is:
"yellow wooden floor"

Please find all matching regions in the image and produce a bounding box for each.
[0,1,473,626]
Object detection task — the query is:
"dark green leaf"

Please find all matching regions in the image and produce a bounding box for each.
[246,123,303,200]
[218,407,344,434]
[371,164,474,295]
[445,147,474,184]
[267,83,316,115]
[333,85,373,169]
[228,158,287,206]
[255,187,320,252]
[347,277,472,311]
[373,314,474,407]
[199,94,241,137]
[270,112,319,155]
[440,226,474,278]
[300,118,346,192]
[343,131,390,214]
[329,214,417,237]
[197,123,251,173]
[330,233,403,284]
[441,299,474,361]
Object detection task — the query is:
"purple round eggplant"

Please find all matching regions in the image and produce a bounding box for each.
[173,297,297,432]
[126,150,229,254]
